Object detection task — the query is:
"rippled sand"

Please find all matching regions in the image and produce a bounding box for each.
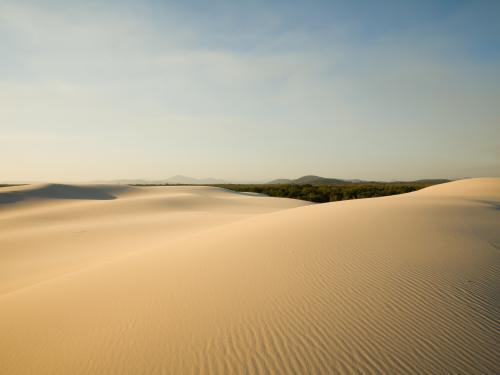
[0,179,498,374]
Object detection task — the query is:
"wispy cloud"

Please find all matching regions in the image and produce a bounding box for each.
[0,0,499,181]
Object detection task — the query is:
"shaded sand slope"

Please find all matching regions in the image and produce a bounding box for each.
[0,179,499,374]
[0,183,133,204]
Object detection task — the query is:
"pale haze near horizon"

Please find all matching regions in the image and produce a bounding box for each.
[1,0,499,183]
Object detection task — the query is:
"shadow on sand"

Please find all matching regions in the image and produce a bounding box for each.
[474,200,500,211]
[0,184,120,204]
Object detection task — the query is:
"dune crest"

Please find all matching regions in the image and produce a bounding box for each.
[413,177,500,200]
[0,179,499,374]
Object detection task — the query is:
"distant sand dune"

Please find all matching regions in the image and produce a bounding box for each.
[0,183,136,204]
[0,179,498,374]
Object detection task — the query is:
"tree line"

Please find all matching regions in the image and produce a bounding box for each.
[212,183,437,203]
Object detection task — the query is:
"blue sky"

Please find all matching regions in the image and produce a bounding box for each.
[1,0,499,181]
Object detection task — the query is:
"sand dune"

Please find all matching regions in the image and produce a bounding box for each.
[0,179,499,374]
[0,184,309,295]
[0,183,132,204]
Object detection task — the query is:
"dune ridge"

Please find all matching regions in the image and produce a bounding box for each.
[0,178,499,374]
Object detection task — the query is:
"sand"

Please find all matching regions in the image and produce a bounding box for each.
[0,178,498,374]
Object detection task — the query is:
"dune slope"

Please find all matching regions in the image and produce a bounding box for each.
[0,184,310,295]
[0,179,499,374]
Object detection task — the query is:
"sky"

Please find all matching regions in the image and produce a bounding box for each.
[1,0,499,182]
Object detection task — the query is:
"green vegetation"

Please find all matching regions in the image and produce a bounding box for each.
[134,181,446,203]
[212,183,438,203]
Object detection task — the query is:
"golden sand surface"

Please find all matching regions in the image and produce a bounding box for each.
[0,179,498,374]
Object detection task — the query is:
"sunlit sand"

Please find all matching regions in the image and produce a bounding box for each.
[0,178,498,374]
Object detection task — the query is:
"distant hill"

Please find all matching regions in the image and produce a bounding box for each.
[293,175,347,185]
[163,175,229,184]
[94,175,451,186]
[267,178,294,184]
[268,175,351,185]
[95,175,230,185]
[268,175,451,186]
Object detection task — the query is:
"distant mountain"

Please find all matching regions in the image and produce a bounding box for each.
[267,178,293,184]
[97,175,230,185]
[268,175,348,185]
[268,175,451,186]
[93,175,452,186]
[294,175,347,185]
[162,175,229,184]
